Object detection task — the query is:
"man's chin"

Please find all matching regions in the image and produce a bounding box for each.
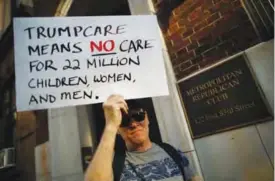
[130,137,145,145]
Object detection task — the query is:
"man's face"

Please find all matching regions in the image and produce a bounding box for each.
[118,110,150,147]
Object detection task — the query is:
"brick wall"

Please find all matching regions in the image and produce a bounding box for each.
[154,0,260,80]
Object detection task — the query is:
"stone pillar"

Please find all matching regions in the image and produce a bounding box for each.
[48,107,83,181]
[127,0,204,179]
[77,106,93,148]
[46,1,93,180]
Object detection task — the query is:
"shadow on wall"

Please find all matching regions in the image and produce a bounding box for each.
[155,0,186,31]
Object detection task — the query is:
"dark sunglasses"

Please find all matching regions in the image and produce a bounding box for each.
[120,108,146,127]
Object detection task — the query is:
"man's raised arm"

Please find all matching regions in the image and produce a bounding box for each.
[84,95,128,181]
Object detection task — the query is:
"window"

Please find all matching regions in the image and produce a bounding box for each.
[242,0,274,41]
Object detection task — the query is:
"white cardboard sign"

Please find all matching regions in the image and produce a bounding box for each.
[13,16,169,111]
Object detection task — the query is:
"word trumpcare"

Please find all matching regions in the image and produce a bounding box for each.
[24,24,126,40]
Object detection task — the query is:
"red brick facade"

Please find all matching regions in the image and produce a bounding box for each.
[154,0,260,80]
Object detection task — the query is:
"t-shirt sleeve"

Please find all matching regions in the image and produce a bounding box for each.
[178,150,196,181]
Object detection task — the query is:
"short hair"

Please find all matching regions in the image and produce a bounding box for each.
[126,99,145,110]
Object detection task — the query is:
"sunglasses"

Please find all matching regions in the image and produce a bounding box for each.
[120,108,146,127]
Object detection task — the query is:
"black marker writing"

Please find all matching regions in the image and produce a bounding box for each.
[63,59,80,70]
[24,27,35,39]
[37,26,46,39]
[24,24,127,40]
[72,42,82,53]
[93,72,132,83]
[29,94,56,105]
[58,26,71,37]
[91,53,117,57]
[28,42,82,56]
[28,45,40,56]
[28,76,87,89]
[87,55,140,68]
[119,39,154,53]
[29,60,57,72]
[61,90,93,100]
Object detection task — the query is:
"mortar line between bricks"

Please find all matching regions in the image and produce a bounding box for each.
[176,51,245,83]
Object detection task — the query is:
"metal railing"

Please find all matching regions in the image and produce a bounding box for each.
[242,0,274,41]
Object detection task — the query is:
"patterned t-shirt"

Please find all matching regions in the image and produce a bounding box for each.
[120,143,195,181]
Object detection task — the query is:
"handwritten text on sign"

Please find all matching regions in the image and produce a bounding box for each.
[13,16,169,111]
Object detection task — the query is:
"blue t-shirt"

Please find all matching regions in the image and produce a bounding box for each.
[120,143,195,181]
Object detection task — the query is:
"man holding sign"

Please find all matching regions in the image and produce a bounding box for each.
[13,15,200,180]
[84,94,201,181]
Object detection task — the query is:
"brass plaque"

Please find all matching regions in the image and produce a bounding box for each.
[178,54,273,138]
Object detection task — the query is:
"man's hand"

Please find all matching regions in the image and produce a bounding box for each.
[103,94,128,129]
[85,94,128,181]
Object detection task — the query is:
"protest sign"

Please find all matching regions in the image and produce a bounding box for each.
[13,16,169,111]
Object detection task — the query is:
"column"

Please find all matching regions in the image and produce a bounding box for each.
[127,0,204,179]
[48,107,83,181]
